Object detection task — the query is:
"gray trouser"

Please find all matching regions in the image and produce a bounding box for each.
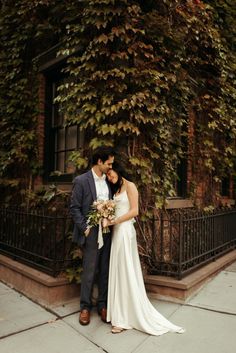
[80,229,111,312]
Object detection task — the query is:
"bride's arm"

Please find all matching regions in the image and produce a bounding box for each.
[113,182,139,225]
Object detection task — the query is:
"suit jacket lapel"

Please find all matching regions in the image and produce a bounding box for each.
[87,170,97,201]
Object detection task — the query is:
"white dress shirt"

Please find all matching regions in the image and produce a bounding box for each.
[91,168,109,201]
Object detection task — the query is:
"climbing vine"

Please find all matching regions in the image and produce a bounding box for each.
[0,0,81,202]
[0,0,235,208]
[56,0,236,207]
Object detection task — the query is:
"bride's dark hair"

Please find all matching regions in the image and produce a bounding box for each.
[109,162,132,195]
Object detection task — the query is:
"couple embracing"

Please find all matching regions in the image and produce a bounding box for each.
[70,147,185,335]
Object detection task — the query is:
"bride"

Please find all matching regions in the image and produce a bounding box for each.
[104,162,185,335]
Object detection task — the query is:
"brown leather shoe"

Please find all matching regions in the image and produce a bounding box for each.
[100,308,108,323]
[79,309,90,325]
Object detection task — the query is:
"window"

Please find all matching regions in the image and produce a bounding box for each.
[221,177,230,197]
[44,74,84,182]
[173,133,188,198]
[175,157,187,198]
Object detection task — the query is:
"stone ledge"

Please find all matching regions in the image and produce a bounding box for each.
[145,250,236,303]
[1,250,236,307]
[0,254,80,308]
[165,198,193,209]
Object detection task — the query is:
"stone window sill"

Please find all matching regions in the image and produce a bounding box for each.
[165,198,193,209]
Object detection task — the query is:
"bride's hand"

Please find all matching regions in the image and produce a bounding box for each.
[102,218,109,228]
[102,218,115,227]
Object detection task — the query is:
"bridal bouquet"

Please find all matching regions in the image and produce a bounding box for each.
[87,199,116,234]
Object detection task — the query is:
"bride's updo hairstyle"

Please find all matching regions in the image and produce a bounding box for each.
[109,162,132,195]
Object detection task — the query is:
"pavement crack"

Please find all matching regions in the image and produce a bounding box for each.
[183,303,236,316]
[61,319,109,352]
[131,335,150,353]
[0,317,61,340]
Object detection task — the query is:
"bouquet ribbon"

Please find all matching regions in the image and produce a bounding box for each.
[98,218,104,249]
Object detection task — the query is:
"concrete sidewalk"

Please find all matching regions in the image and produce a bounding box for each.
[0,262,236,353]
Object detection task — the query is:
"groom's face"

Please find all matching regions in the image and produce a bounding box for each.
[98,155,114,174]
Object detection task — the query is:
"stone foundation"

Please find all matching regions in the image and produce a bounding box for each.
[0,254,80,308]
[1,250,236,307]
[145,249,236,303]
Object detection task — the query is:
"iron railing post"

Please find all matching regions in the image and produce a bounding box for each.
[178,212,183,280]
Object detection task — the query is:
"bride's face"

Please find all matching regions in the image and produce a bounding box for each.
[107,169,118,184]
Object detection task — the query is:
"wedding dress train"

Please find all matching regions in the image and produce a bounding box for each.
[107,191,185,335]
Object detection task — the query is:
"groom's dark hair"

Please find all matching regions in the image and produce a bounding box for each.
[91,147,115,165]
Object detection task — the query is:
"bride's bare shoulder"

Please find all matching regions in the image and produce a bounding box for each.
[126,181,138,194]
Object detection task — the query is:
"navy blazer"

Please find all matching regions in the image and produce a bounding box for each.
[70,170,112,246]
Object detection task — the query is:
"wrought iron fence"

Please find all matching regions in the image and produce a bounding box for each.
[1,205,236,280]
[151,207,236,279]
[0,205,75,276]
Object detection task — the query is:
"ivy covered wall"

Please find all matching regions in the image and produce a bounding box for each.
[0,0,235,208]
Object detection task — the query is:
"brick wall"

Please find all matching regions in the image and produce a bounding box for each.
[186,109,234,208]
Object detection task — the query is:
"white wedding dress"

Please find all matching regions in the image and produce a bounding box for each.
[107,190,185,335]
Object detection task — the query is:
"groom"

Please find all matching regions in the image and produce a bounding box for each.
[70,147,115,325]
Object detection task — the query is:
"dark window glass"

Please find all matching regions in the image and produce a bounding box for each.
[173,133,188,198]
[175,158,187,198]
[221,177,230,197]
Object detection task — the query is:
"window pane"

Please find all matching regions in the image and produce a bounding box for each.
[52,104,59,127]
[65,151,76,174]
[176,158,187,197]
[52,83,64,127]
[56,152,65,172]
[57,128,65,151]
[53,106,64,127]
[66,126,78,150]
[221,177,230,197]
[78,129,84,148]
